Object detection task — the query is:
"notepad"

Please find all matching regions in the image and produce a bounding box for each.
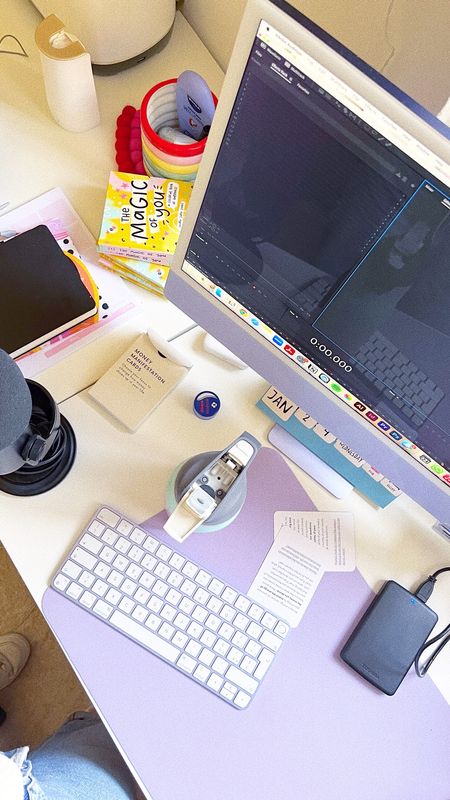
[0,225,97,358]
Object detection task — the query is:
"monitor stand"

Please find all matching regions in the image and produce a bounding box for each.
[268,425,353,499]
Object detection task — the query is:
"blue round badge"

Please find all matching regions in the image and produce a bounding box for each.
[193,391,221,419]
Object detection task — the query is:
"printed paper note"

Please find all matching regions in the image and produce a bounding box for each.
[274,511,356,572]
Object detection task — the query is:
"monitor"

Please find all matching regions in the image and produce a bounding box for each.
[166,0,450,526]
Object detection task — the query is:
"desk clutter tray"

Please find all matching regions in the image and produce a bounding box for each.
[43,449,450,800]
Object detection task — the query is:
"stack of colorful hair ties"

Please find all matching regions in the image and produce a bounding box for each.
[140,78,216,181]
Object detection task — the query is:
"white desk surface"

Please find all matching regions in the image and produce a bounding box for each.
[1,1,224,401]
[1,3,449,794]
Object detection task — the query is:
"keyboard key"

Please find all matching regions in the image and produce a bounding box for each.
[92,580,107,597]
[80,591,96,608]
[107,570,124,588]
[221,587,238,604]
[62,560,82,580]
[192,605,208,623]
[225,665,258,695]
[126,563,142,581]
[205,614,221,632]
[134,587,150,605]
[153,580,168,598]
[221,682,237,701]
[122,579,137,596]
[245,640,261,658]
[80,533,103,555]
[261,613,277,630]
[231,632,247,650]
[154,563,170,580]
[98,508,120,527]
[274,621,289,638]
[54,573,70,591]
[141,555,157,571]
[199,648,215,666]
[94,562,110,580]
[88,520,105,537]
[235,595,250,613]
[180,579,196,597]
[186,621,203,639]
[234,690,251,709]
[147,596,164,613]
[117,519,133,535]
[67,582,83,600]
[195,570,211,587]
[72,547,96,570]
[212,657,228,675]
[105,588,121,605]
[101,529,118,546]
[168,571,183,588]
[228,647,243,666]
[156,544,172,561]
[182,561,198,579]
[194,664,210,682]
[160,623,175,641]
[220,604,236,623]
[145,614,161,632]
[99,546,115,564]
[111,611,180,662]
[207,673,223,692]
[209,578,225,595]
[161,604,177,623]
[169,553,185,570]
[241,655,257,674]
[174,613,190,631]
[166,589,181,606]
[93,600,113,619]
[218,623,234,641]
[143,535,158,553]
[260,630,282,652]
[113,554,129,572]
[115,537,131,555]
[179,598,194,615]
[207,596,223,614]
[132,606,148,624]
[119,597,135,614]
[213,639,230,657]
[130,528,146,545]
[193,587,209,605]
[172,631,188,649]
[139,572,156,590]
[234,613,249,631]
[129,546,144,563]
[248,604,264,621]
[200,630,216,648]
[185,639,202,658]
[177,653,196,673]
[247,622,262,639]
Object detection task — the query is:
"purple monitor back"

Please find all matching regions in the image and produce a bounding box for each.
[166,0,450,525]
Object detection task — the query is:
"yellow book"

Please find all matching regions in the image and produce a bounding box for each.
[97,171,193,265]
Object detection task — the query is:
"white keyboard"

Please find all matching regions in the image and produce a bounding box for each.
[51,506,290,709]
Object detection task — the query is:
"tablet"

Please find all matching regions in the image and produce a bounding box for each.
[0,225,98,358]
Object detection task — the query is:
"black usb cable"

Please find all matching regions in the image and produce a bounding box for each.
[414,566,450,677]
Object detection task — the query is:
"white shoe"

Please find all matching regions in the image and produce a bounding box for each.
[0,633,31,690]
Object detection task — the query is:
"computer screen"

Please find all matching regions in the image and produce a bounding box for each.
[167,0,450,524]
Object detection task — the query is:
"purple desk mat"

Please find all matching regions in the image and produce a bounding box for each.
[43,448,450,800]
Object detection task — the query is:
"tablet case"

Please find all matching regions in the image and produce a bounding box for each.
[43,448,450,800]
[0,225,97,356]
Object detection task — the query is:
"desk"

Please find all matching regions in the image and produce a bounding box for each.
[1,2,450,798]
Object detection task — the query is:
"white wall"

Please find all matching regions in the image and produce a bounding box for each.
[179,0,450,114]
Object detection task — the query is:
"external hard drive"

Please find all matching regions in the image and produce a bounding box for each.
[340,580,438,695]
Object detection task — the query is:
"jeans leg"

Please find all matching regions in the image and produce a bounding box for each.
[30,712,137,800]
